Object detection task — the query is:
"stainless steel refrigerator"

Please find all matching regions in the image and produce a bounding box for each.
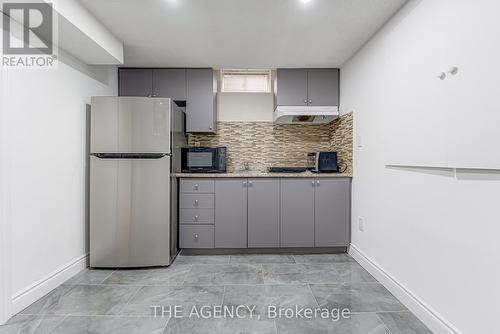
[89,97,186,268]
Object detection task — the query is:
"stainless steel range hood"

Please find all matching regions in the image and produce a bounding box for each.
[273,106,339,124]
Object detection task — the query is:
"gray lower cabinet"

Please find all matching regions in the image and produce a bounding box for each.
[180,193,214,209]
[247,179,280,248]
[180,208,214,225]
[186,69,216,133]
[180,179,215,194]
[314,178,350,247]
[280,179,315,247]
[119,69,153,97]
[152,69,186,100]
[179,177,350,249]
[179,179,215,249]
[180,225,214,248]
[214,179,247,248]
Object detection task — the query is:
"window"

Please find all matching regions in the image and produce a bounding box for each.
[221,69,272,93]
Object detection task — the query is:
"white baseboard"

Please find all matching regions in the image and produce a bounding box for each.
[11,254,88,315]
[348,244,462,334]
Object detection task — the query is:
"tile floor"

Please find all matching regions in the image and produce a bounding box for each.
[0,254,433,334]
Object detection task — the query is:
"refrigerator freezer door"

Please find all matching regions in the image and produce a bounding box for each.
[90,155,171,267]
[91,97,171,154]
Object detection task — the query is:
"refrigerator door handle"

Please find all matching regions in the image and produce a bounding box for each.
[91,153,169,159]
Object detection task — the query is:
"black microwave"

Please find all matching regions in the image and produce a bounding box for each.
[181,147,227,173]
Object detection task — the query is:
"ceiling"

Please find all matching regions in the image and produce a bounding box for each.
[80,0,407,68]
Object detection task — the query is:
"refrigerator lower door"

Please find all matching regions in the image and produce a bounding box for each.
[90,154,171,267]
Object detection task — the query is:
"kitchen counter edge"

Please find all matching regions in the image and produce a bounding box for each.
[174,172,352,178]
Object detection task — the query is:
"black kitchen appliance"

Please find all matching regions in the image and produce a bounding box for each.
[268,166,309,173]
[181,147,227,173]
[309,151,339,173]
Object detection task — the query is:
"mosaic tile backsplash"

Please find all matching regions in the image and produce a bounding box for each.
[330,112,353,174]
[189,112,353,174]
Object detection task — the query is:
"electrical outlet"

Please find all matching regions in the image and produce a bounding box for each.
[358,217,365,232]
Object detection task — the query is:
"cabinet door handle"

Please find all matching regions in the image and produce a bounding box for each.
[311,181,315,186]
[194,199,199,206]
[194,215,199,222]
[304,99,307,104]
[194,184,199,190]
[316,180,320,186]
[248,181,253,186]
[193,234,199,239]
[243,181,247,187]
[309,99,312,104]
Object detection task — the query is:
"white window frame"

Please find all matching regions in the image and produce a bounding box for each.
[220,69,272,93]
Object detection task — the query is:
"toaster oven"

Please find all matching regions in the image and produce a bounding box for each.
[308,151,339,173]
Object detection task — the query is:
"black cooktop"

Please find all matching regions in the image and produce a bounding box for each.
[268,167,310,173]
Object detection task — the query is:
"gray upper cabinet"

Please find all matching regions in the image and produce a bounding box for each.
[314,178,350,247]
[119,68,185,99]
[215,179,248,248]
[276,69,308,106]
[119,69,153,97]
[280,179,315,247]
[186,69,217,133]
[119,68,217,133]
[247,179,280,248]
[275,68,339,107]
[152,69,186,100]
[307,69,339,106]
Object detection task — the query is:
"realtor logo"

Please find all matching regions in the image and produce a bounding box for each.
[2,1,57,68]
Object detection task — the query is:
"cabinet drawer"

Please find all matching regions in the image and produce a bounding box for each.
[180,225,214,248]
[180,179,215,193]
[180,209,214,225]
[180,194,214,209]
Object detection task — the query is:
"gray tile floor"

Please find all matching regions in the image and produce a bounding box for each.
[0,254,433,334]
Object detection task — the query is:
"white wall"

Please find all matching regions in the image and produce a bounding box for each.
[0,55,11,325]
[341,1,500,334]
[217,92,274,122]
[1,54,117,317]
